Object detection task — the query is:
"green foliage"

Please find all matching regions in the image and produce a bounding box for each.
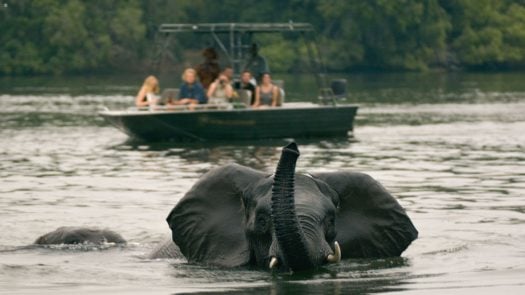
[0,0,145,75]
[444,0,525,69]
[1,0,525,75]
[318,0,451,71]
[255,35,308,73]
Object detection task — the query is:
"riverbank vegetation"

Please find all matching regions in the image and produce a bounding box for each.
[1,0,525,75]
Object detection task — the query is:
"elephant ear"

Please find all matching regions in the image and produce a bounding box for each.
[166,163,265,267]
[312,171,418,258]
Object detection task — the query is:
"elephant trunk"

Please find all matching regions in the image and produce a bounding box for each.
[271,142,314,271]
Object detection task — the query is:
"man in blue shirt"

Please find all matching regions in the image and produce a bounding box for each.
[173,68,207,107]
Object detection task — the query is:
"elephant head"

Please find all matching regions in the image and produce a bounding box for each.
[35,226,126,245]
[167,143,418,271]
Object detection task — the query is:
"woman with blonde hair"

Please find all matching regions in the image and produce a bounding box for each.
[135,75,160,108]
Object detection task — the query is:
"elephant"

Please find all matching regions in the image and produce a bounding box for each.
[34,226,185,261]
[166,142,418,271]
[35,226,126,245]
[33,226,184,259]
[34,142,418,272]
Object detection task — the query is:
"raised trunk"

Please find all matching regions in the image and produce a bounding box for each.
[271,142,314,270]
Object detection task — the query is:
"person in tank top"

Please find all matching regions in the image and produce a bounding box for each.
[253,73,279,108]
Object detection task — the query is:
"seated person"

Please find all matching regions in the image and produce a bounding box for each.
[171,68,207,107]
[253,73,280,108]
[207,73,234,104]
[233,70,256,105]
[196,47,220,89]
[135,75,160,108]
[242,43,269,83]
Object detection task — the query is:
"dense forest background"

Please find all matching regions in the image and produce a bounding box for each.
[1,0,525,75]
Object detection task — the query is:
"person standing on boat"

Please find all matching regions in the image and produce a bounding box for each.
[234,70,256,105]
[172,68,207,108]
[135,75,160,109]
[243,43,269,83]
[207,73,234,104]
[196,47,220,89]
[253,73,279,108]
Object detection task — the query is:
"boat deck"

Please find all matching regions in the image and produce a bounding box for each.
[99,103,358,142]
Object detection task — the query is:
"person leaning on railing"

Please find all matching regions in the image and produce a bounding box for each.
[170,68,207,109]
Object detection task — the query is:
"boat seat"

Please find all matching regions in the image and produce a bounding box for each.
[273,80,285,106]
[278,87,285,106]
[160,88,180,105]
[236,89,252,106]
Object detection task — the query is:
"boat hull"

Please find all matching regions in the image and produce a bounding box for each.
[99,104,358,142]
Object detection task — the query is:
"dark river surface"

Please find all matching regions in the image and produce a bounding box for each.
[1,72,524,294]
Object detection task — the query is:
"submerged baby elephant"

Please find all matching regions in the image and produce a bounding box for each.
[35,226,126,245]
[167,142,418,271]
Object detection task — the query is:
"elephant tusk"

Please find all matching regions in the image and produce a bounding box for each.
[327,241,341,263]
[269,257,278,269]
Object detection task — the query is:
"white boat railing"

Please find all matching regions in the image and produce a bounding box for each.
[127,102,243,113]
[99,102,332,115]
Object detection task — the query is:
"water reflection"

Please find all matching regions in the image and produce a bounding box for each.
[111,138,354,170]
[169,258,415,295]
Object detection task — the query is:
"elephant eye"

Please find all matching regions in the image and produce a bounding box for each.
[255,215,270,233]
[324,216,336,242]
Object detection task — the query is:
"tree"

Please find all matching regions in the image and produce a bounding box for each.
[318,0,451,71]
[0,0,145,75]
[443,0,525,69]
[1,0,525,75]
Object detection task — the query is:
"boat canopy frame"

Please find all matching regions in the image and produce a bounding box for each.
[155,22,336,103]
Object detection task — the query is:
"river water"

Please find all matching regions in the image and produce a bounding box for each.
[0,72,524,294]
